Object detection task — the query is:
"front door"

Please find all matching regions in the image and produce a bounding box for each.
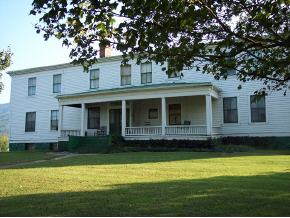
[109,109,122,135]
[109,108,130,135]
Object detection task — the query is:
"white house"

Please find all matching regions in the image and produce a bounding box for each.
[7,47,290,148]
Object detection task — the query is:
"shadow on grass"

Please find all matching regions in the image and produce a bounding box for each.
[9,150,290,169]
[1,172,290,216]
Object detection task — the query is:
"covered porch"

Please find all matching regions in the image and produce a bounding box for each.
[57,83,222,140]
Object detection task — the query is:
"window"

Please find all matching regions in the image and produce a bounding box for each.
[141,62,152,84]
[250,95,266,122]
[148,108,158,119]
[90,69,99,89]
[87,107,100,129]
[169,104,181,125]
[223,97,238,123]
[25,112,36,132]
[120,65,131,86]
[50,110,59,130]
[226,68,236,76]
[168,59,181,78]
[28,77,36,96]
[53,74,61,93]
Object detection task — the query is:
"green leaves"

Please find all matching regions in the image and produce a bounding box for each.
[30,0,290,94]
[0,47,12,93]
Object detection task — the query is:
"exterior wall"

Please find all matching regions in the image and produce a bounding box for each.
[9,57,290,143]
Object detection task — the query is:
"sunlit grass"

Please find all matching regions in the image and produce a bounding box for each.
[0,151,290,216]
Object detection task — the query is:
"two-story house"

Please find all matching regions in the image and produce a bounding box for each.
[7,47,290,149]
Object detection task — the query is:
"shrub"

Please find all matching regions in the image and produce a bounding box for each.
[214,144,255,153]
[115,139,214,152]
[221,136,290,149]
[0,134,9,152]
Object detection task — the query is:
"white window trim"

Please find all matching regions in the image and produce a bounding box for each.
[248,94,268,125]
[89,68,100,90]
[120,64,132,86]
[221,95,240,126]
[50,110,59,131]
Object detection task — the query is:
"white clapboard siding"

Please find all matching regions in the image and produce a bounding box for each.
[9,57,290,143]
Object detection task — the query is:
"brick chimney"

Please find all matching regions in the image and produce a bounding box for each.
[99,43,112,58]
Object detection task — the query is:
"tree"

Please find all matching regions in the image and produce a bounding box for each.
[30,0,290,94]
[0,47,12,93]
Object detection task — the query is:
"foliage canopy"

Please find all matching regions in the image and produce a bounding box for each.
[0,47,12,93]
[30,0,290,94]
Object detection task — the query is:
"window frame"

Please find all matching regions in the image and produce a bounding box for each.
[250,95,267,123]
[168,104,182,125]
[120,64,131,86]
[148,108,158,120]
[87,107,100,129]
[25,112,36,132]
[53,74,62,93]
[141,62,152,84]
[167,59,181,78]
[223,97,238,124]
[50,110,59,131]
[90,69,100,89]
[28,77,36,96]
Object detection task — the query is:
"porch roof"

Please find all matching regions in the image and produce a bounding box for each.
[56,82,221,100]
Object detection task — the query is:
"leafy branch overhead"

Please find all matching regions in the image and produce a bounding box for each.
[0,47,12,93]
[30,0,290,94]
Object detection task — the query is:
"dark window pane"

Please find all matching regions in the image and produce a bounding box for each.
[51,110,59,130]
[28,77,36,96]
[88,107,100,129]
[90,69,99,89]
[223,97,238,123]
[53,74,61,93]
[148,108,158,119]
[25,112,36,132]
[250,96,266,122]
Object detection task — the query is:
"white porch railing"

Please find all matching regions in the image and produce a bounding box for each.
[61,129,81,138]
[165,125,207,135]
[125,126,162,136]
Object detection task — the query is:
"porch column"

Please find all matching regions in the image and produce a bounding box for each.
[121,100,126,137]
[161,97,166,135]
[80,103,85,136]
[129,101,133,127]
[206,94,212,136]
[58,105,63,137]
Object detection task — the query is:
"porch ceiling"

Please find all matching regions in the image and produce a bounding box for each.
[57,82,221,105]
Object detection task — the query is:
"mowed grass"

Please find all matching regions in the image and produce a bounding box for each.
[0,151,290,216]
[0,151,60,166]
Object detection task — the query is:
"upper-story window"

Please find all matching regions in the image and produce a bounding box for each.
[28,77,36,96]
[168,59,181,78]
[120,64,131,86]
[53,74,62,93]
[25,112,36,132]
[141,62,152,84]
[223,97,238,123]
[90,69,99,89]
[50,110,59,131]
[250,95,266,122]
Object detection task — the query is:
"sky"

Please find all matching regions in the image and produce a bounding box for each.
[0,0,71,104]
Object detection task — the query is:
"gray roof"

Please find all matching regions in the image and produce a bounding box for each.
[7,55,124,76]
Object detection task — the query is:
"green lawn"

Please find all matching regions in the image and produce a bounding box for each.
[0,151,61,166]
[0,151,290,216]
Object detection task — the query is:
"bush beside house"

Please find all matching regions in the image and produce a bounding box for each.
[0,134,9,152]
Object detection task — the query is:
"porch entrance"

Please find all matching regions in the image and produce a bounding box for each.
[109,108,130,135]
[109,109,121,135]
